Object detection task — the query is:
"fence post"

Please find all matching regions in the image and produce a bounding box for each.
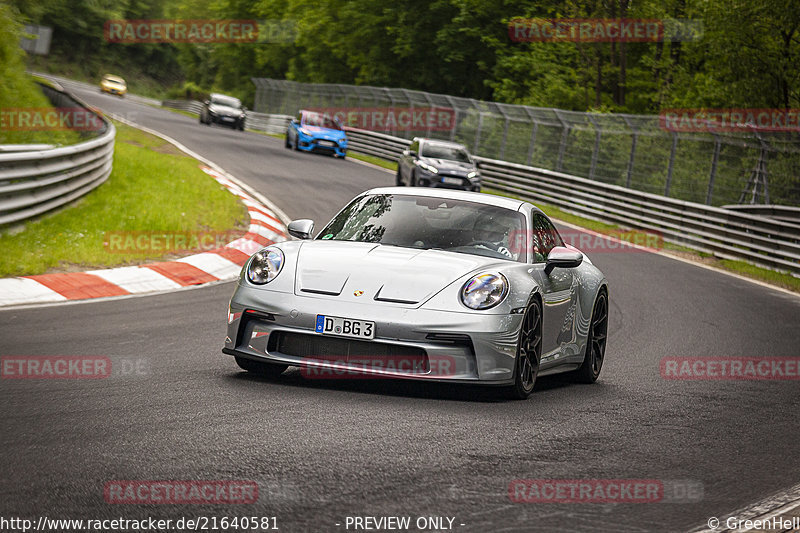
[499,118,510,160]
[474,112,484,155]
[665,132,678,197]
[444,95,458,142]
[553,110,569,172]
[526,121,538,166]
[706,135,721,205]
[626,134,637,188]
[587,115,600,181]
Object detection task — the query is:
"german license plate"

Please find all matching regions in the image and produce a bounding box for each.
[315,315,375,339]
[442,176,462,185]
[318,140,336,147]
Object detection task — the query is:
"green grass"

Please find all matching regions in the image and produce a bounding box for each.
[483,187,800,293]
[0,120,248,277]
[348,151,398,170]
[161,106,200,119]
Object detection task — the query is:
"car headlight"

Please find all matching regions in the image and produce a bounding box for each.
[460,273,508,310]
[467,171,479,179]
[338,138,347,144]
[247,247,284,284]
[298,127,310,136]
[415,160,438,174]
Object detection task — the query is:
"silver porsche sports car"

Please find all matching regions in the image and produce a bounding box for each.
[223,187,609,399]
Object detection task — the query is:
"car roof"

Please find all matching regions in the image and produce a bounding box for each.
[210,93,239,100]
[363,187,527,211]
[103,75,124,82]
[415,138,468,149]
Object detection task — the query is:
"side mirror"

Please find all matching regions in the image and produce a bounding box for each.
[544,246,583,275]
[242,106,248,112]
[291,118,299,125]
[288,219,315,240]
[203,100,210,106]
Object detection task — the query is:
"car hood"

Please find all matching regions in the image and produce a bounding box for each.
[302,125,346,139]
[293,240,496,305]
[422,158,475,173]
[209,104,242,115]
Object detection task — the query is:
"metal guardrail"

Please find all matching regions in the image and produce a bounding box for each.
[252,77,800,208]
[162,99,204,115]
[722,204,800,224]
[245,113,293,134]
[0,84,115,227]
[342,126,800,275]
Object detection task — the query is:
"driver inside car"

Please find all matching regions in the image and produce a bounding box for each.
[471,215,516,259]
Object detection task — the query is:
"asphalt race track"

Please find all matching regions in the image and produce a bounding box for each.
[1,80,799,532]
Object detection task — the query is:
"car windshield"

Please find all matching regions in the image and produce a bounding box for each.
[421,143,471,163]
[317,194,526,262]
[303,112,342,130]
[211,95,241,108]
[103,76,124,84]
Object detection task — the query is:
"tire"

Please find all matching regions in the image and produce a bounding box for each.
[410,170,417,187]
[235,356,287,378]
[395,167,405,186]
[506,298,543,400]
[570,288,608,384]
[238,122,245,131]
[284,135,291,149]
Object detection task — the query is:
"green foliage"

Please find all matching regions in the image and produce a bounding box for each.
[11,0,800,114]
[0,2,79,144]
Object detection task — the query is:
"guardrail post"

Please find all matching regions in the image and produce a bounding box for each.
[665,132,678,197]
[706,135,721,205]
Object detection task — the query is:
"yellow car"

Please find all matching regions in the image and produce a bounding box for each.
[100,74,127,97]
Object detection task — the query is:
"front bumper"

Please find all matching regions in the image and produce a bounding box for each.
[223,283,521,384]
[210,114,244,128]
[297,135,347,157]
[101,86,126,96]
[417,172,481,191]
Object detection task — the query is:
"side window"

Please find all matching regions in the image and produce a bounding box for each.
[295,112,303,123]
[533,214,563,259]
[408,140,420,153]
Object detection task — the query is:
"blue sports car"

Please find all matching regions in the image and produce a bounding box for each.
[285,110,348,158]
